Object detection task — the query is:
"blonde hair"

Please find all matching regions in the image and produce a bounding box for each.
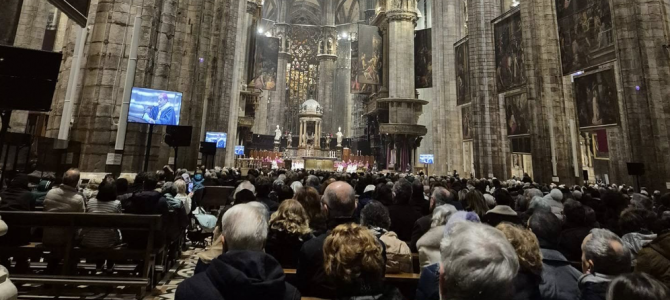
[323,223,383,283]
[269,199,312,236]
[173,179,187,195]
[496,223,543,275]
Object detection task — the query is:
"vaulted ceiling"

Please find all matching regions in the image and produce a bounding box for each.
[262,0,360,25]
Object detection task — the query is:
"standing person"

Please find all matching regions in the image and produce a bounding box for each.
[496,223,543,300]
[80,178,123,249]
[265,199,313,268]
[388,178,421,242]
[579,229,632,300]
[123,173,169,249]
[43,169,86,246]
[635,215,670,290]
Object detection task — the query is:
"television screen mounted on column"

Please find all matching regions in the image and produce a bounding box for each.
[128,87,183,126]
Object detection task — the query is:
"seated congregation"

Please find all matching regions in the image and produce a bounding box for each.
[0,167,669,300]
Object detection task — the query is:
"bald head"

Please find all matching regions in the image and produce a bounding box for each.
[432,186,454,207]
[581,229,631,276]
[323,181,356,218]
[63,168,81,188]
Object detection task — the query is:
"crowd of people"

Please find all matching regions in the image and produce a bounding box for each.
[0,166,669,300]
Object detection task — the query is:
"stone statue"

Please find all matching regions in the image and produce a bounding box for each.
[326,135,331,149]
[274,125,282,142]
[336,127,344,147]
[286,131,293,148]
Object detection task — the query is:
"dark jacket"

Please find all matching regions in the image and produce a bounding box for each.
[265,228,313,269]
[410,215,431,253]
[177,250,300,300]
[123,191,169,249]
[578,273,613,300]
[333,281,405,300]
[540,248,582,300]
[482,205,522,227]
[257,196,279,213]
[0,186,34,212]
[636,231,670,289]
[388,204,422,242]
[558,226,593,262]
[416,263,440,300]
[513,271,542,300]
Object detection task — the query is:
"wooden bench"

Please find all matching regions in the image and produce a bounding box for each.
[0,211,163,299]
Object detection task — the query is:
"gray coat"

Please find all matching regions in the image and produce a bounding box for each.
[43,185,86,246]
[540,248,582,300]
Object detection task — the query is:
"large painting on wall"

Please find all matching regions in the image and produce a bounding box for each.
[415,28,432,88]
[351,25,382,94]
[556,0,615,75]
[494,10,526,93]
[462,105,473,140]
[505,93,530,137]
[455,38,471,105]
[573,68,619,129]
[251,36,280,91]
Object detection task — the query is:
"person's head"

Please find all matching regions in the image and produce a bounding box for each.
[143,172,158,191]
[324,223,384,285]
[116,178,129,194]
[496,223,543,276]
[277,184,295,202]
[294,187,324,224]
[269,199,311,235]
[439,222,519,300]
[62,168,81,188]
[305,175,321,190]
[392,178,413,205]
[494,189,514,207]
[173,179,187,195]
[431,186,454,210]
[464,190,489,218]
[606,273,669,300]
[631,193,654,211]
[235,189,256,204]
[234,180,256,198]
[528,211,562,248]
[96,178,118,201]
[432,204,457,228]
[255,176,272,197]
[322,181,357,219]
[564,199,586,226]
[412,180,424,200]
[373,183,393,206]
[360,200,391,230]
[220,203,267,251]
[158,93,169,107]
[581,229,631,275]
[619,208,656,235]
[528,196,552,214]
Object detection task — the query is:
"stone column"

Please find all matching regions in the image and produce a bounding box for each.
[267,24,290,133]
[225,0,260,167]
[317,30,337,134]
[387,9,416,99]
[468,0,503,178]
[610,0,670,191]
[0,0,23,46]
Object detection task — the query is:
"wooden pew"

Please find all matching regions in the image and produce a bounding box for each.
[0,211,163,300]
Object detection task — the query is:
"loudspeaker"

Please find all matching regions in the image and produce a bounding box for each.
[627,163,645,176]
[165,126,192,147]
[583,170,589,181]
[200,142,216,155]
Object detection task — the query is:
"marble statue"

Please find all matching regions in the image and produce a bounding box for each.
[274,125,282,142]
[286,131,293,148]
[326,135,331,149]
[336,127,344,147]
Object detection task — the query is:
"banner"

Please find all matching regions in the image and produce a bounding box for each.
[251,36,280,91]
[505,93,530,137]
[351,25,382,94]
[415,28,433,88]
[573,68,619,129]
[494,10,526,93]
[455,38,471,105]
[555,0,615,75]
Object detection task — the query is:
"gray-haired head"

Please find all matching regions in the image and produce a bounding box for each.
[529,196,552,214]
[440,222,519,300]
[581,228,631,276]
[432,186,454,207]
[220,203,268,251]
[431,204,457,228]
[247,201,269,221]
[306,175,320,189]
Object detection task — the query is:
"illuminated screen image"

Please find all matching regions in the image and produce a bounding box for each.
[419,154,434,165]
[128,87,182,125]
[234,146,245,156]
[205,132,227,149]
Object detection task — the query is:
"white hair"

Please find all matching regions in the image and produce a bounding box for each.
[431,204,457,228]
[220,203,268,251]
[233,180,256,199]
[583,229,631,275]
[440,222,519,300]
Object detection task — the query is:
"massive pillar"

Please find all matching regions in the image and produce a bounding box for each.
[225,0,260,167]
[335,35,353,137]
[267,23,290,133]
[317,1,337,135]
[609,0,670,191]
[468,0,503,178]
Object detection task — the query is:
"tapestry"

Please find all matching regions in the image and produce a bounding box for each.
[574,68,619,129]
[351,24,382,94]
[505,93,530,137]
[462,105,473,140]
[415,28,432,88]
[251,36,280,91]
[494,10,526,93]
[455,38,471,105]
[556,0,615,75]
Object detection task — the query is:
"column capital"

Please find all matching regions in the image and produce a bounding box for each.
[247,1,261,14]
[386,10,418,24]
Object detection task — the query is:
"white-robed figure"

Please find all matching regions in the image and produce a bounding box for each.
[274,125,282,143]
[336,127,344,147]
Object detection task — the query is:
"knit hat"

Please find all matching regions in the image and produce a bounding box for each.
[549,189,563,202]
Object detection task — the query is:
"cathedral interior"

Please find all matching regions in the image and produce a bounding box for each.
[1,0,670,191]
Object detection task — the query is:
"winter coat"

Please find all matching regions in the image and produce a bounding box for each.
[416,225,444,270]
[176,250,300,300]
[332,281,405,300]
[371,228,412,274]
[123,191,169,249]
[539,248,582,300]
[388,204,422,242]
[578,273,613,300]
[265,228,313,269]
[42,185,86,246]
[513,271,542,300]
[410,215,431,253]
[636,231,670,290]
[416,263,440,300]
[558,226,593,262]
[621,232,656,266]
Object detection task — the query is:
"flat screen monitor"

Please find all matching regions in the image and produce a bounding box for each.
[419,154,434,165]
[128,87,182,126]
[205,132,227,149]
[234,146,245,156]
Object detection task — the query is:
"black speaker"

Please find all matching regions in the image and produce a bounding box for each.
[627,163,645,176]
[165,126,192,147]
[583,170,589,181]
[200,142,216,155]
